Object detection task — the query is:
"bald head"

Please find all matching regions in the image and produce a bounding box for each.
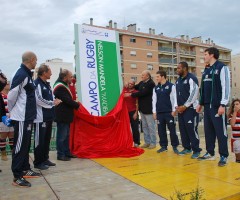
[22,51,37,70]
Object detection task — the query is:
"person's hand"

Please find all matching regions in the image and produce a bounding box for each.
[196,105,202,113]
[153,113,157,120]
[133,112,138,120]
[171,111,176,117]
[124,93,131,97]
[177,105,187,114]
[54,98,62,106]
[218,105,225,115]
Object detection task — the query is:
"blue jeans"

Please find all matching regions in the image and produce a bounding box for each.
[56,122,71,158]
[140,112,156,145]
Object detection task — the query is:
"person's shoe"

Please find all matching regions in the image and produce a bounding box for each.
[191,152,200,159]
[157,147,168,153]
[22,170,41,178]
[67,154,77,158]
[173,147,179,154]
[236,160,240,163]
[34,163,49,170]
[178,149,192,156]
[148,144,156,149]
[141,143,150,148]
[12,177,31,188]
[197,152,215,161]
[44,160,56,167]
[134,143,139,148]
[218,156,227,167]
[57,156,71,161]
[1,150,8,161]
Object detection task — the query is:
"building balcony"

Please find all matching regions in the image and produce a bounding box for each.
[159,58,177,64]
[219,55,231,60]
[179,49,196,56]
[159,47,177,53]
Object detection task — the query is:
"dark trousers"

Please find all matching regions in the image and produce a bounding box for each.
[129,111,140,145]
[157,112,179,148]
[34,121,53,166]
[56,122,70,158]
[11,121,33,178]
[204,105,228,157]
[178,108,201,153]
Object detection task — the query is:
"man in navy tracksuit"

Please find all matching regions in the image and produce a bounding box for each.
[197,47,230,167]
[152,70,179,154]
[8,52,40,187]
[34,64,61,170]
[175,62,202,159]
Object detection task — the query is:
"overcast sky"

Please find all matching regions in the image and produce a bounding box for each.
[1,0,240,78]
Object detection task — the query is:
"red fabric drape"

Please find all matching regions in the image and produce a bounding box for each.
[69,93,144,158]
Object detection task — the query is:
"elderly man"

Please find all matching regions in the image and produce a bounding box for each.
[125,70,156,149]
[8,51,40,187]
[53,69,80,161]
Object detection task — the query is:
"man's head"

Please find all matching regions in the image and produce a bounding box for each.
[127,79,135,89]
[38,64,52,80]
[58,69,73,84]
[141,70,151,82]
[204,47,219,64]
[22,51,37,70]
[156,70,166,84]
[177,62,188,77]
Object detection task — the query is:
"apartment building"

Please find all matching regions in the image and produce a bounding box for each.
[86,20,231,85]
[231,53,240,99]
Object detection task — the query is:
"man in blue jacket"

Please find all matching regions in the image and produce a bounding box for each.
[152,70,179,154]
[8,51,40,187]
[34,64,61,170]
[175,62,202,159]
[196,47,230,167]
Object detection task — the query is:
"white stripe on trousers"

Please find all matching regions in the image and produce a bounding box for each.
[15,121,24,154]
[35,123,39,147]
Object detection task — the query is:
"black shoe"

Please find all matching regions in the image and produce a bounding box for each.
[12,177,31,188]
[67,154,77,158]
[44,160,56,167]
[22,170,41,178]
[57,156,71,161]
[34,163,49,170]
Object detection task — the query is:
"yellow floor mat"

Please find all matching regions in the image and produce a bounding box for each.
[93,148,240,200]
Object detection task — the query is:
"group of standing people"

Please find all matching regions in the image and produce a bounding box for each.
[0,51,79,188]
[125,47,235,167]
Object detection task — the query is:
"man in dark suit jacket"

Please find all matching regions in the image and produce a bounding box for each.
[124,70,156,149]
[53,69,80,161]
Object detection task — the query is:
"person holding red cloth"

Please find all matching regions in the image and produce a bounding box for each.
[123,79,140,147]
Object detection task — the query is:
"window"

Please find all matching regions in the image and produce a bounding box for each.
[235,83,237,87]
[200,58,204,64]
[200,48,204,53]
[146,40,152,46]
[130,63,137,69]
[130,38,136,43]
[147,64,153,70]
[147,52,153,58]
[130,51,136,56]
[131,76,137,82]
